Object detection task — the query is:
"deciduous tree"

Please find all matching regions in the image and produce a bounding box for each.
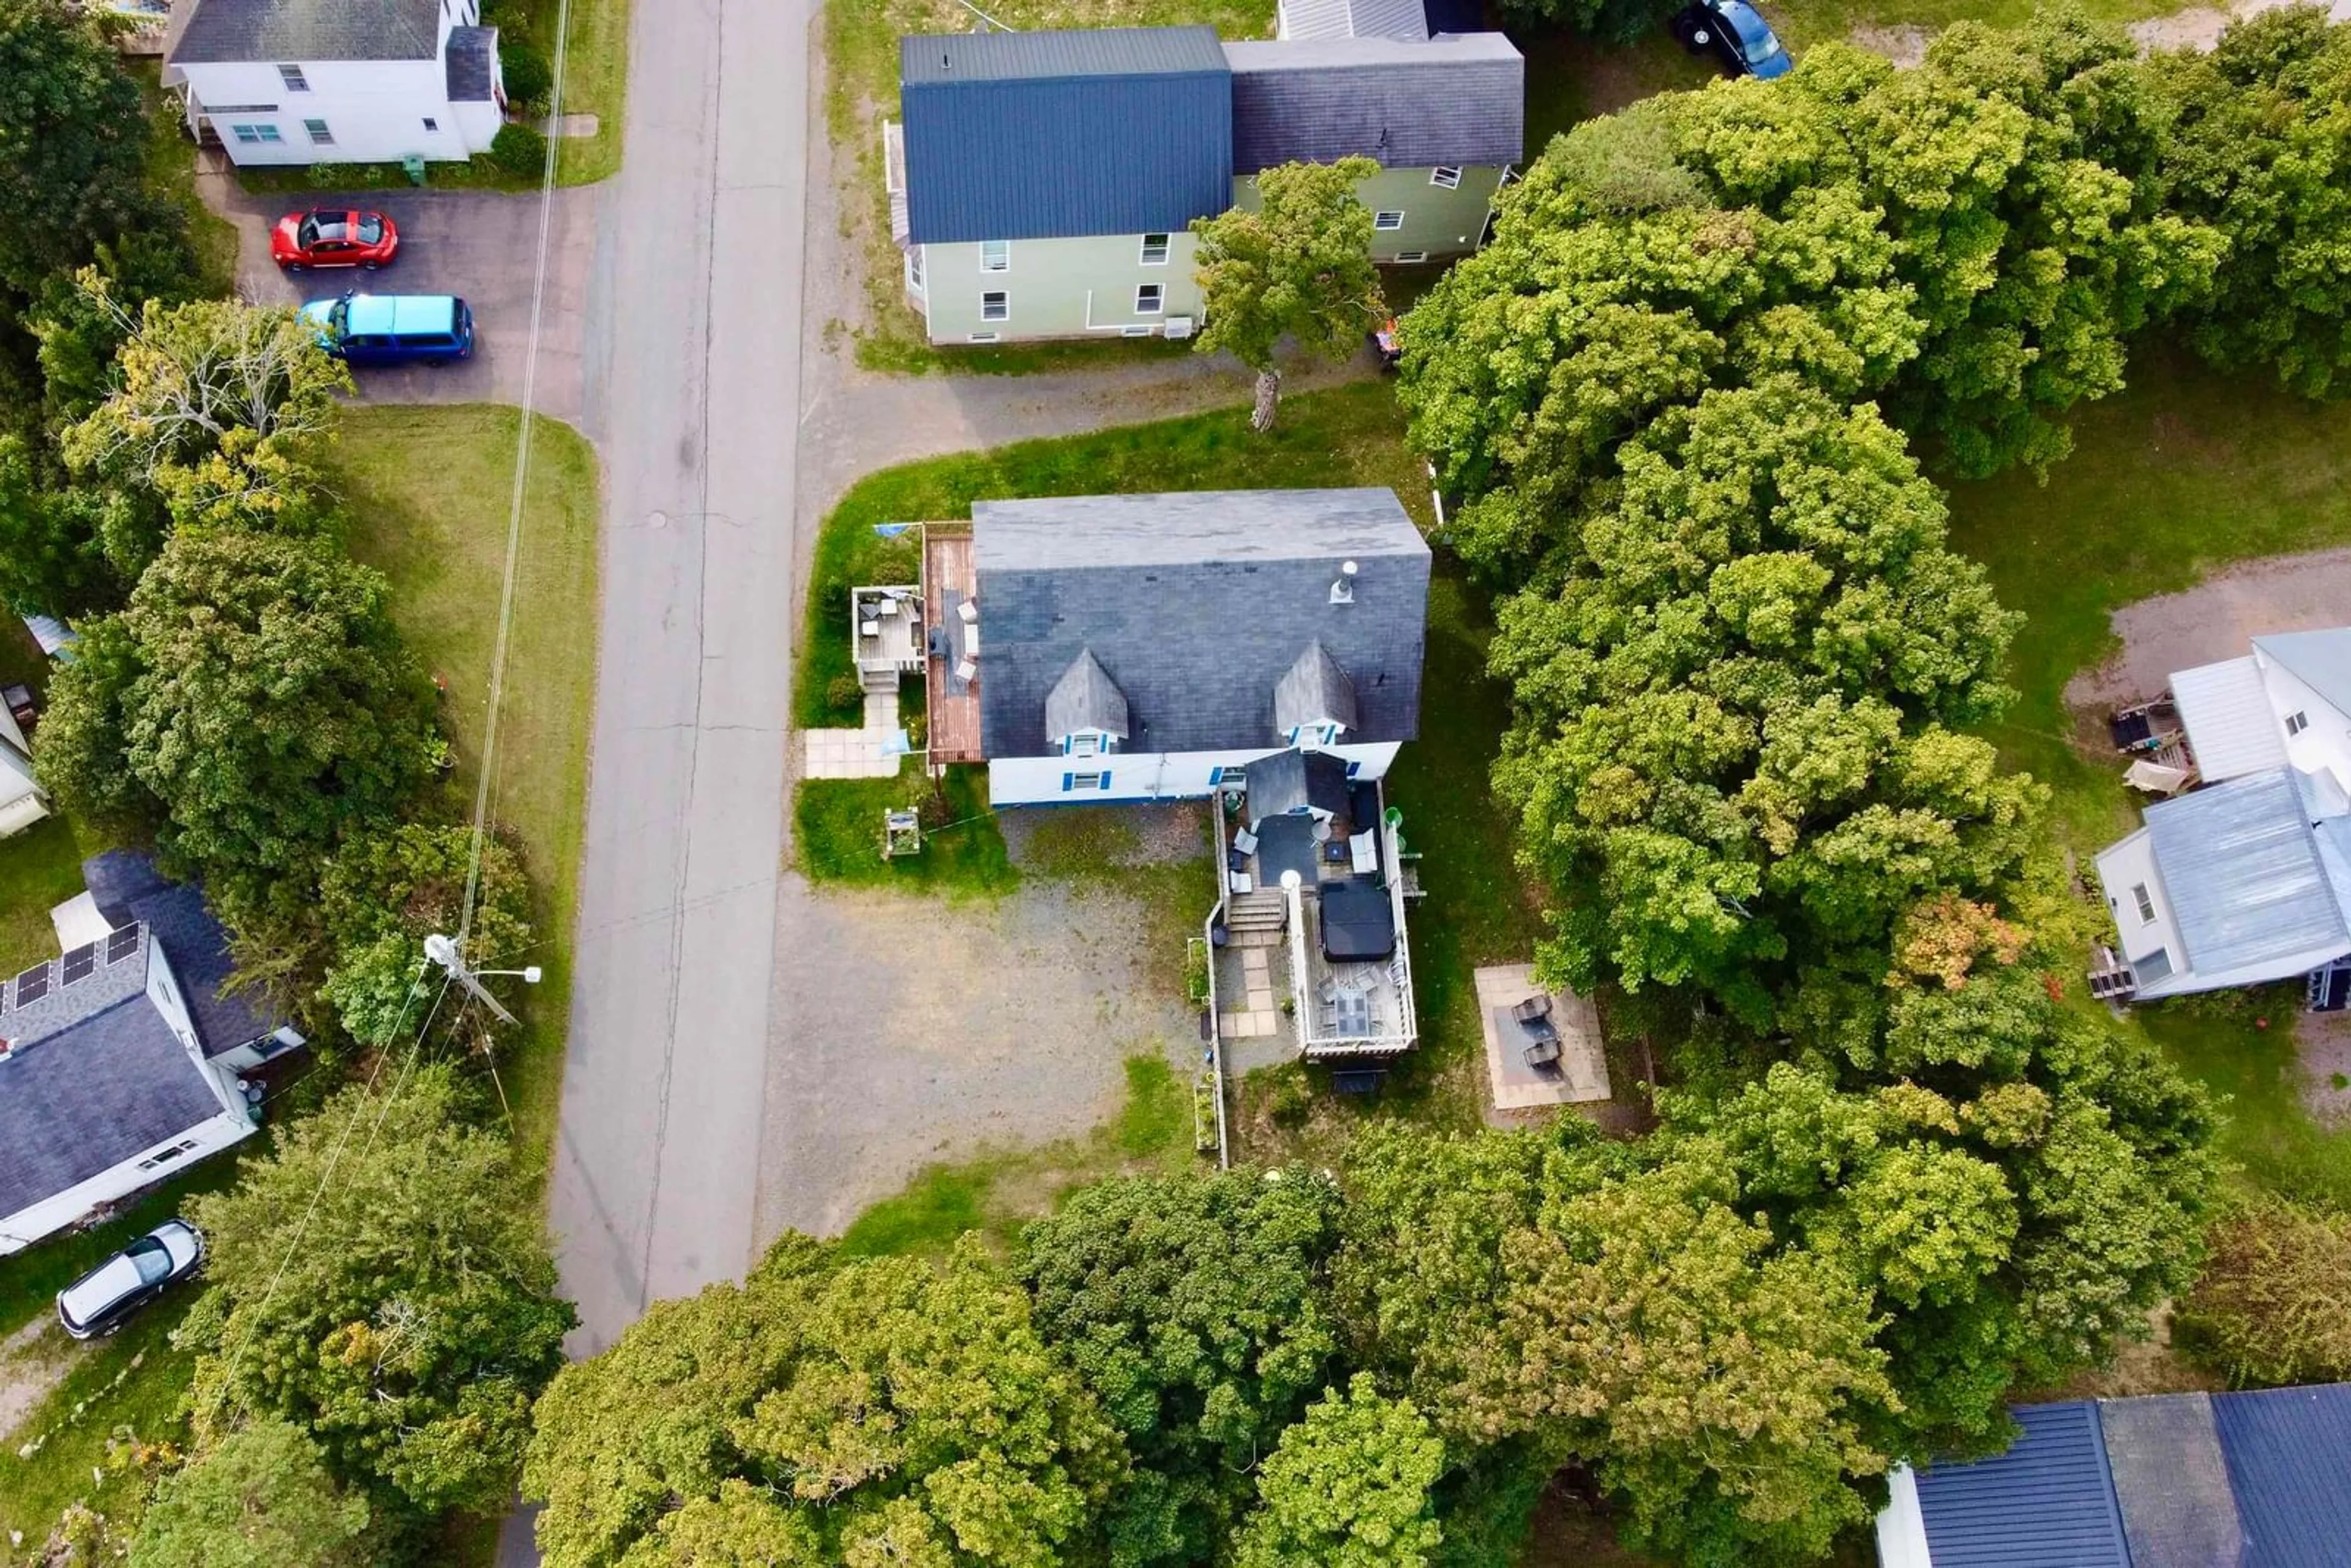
[1192,157,1383,431]
[318,823,535,1051]
[130,1419,373,1568]
[179,1069,574,1519]
[1232,1375,1444,1568]
[2180,1199,2351,1387]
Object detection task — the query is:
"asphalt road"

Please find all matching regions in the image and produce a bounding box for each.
[542,0,807,1354]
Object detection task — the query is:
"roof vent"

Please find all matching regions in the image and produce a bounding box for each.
[1330,560,1359,604]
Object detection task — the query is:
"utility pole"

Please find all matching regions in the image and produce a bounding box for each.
[423,933,541,1027]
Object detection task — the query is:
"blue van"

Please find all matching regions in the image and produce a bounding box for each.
[301,292,474,366]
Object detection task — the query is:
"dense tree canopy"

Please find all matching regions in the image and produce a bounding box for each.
[318,823,535,1051]
[2179,1199,2351,1387]
[1193,157,1383,430]
[1016,1169,1344,1565]
[36,529,443,929]
[1232,1376,1444,1568]
[180,1070,574,1520]
[524,1234,1128,1568]
[129,1420,373,1568]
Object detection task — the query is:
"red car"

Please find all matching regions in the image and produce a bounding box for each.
[269,209,399,270]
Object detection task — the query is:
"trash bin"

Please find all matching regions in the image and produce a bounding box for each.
[402,154,427,186]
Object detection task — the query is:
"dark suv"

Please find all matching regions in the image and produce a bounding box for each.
[1672,0,1794,78]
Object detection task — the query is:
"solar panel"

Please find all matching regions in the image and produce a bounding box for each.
[106,926,141,964]
[13,964,50,1005]
[59,944,96,985]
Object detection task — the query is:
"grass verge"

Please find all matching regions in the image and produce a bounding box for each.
[1770,0,2192,50]
[793,766,1017,896]
[1941,347,2351,1205]
[820,0,1272,374]
[326,404,601,1177]
[838,1055,1199,1258]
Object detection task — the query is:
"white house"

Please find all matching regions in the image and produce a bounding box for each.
[165,0,506,167]
[2092,628,2351,1007]
[0,853,304,1255]
[0,705,47,841]
[954,489,1430,808]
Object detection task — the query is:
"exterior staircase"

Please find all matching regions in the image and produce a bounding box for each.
[1224,889,1288,943]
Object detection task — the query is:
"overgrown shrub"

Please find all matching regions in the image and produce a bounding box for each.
[2179,1200,2351,1386]
[500,38,554,113]
[490,122,550,181]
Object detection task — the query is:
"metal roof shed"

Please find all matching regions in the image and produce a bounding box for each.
[899,28,1234,245]
[1910,1401,2130,1567]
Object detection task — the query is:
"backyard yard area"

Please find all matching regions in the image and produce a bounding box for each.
[1942,348,2351,1207]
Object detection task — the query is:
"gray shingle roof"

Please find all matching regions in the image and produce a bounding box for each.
[1275,640,1360,733]
[973,489,1429,759]
[1045,649,1130,740]
[171,0,442,64]
[81,852,288,1059]
[1226,34,1524,170]
[0,999,227,1218]
[1280,0,1429,41]
[1246,748,1351,822]
[2143,768,2351,977]
[899,28,1234,244]
[446,24,498,102]
[2255,628,2351,722]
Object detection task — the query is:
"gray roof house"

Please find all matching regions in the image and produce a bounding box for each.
[167,0,507,168]
[1877,1386,2351,1568]
[0,854,304,1255]
[1224,34,1524,170]
[970,489,1428,766]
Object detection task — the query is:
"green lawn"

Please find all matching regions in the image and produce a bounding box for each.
[233,0,632,192]
[130,62,238,297]
[838,1055,1201,1258]
[326,405,602,1176]
[793,765,1018,895]
[821,0,1273,374]
[1941,348,2351,1206]
[1515,29,1716,162]
[1769,0,2192,50]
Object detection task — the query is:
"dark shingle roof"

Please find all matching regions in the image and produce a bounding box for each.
[0,999,228,1217]
[446,24,498,102]
[1045,650,1130,740]
[1246,748,1350,822]
[2212,1383,2351,1566]
[1913,1401,2130,1567]
[171,0,442,64]
[83,853,288,1059]
[1225,34,1523,170]
[973,489,1428,759]
[899,28,1233,244]
[1275,641,1360,733]
[1279,0,1428,40]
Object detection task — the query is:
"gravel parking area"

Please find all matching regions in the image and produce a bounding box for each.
[756,806,1210,1243]
[2061,546,2351,712]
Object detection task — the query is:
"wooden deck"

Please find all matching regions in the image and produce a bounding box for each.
[924,530,983,763]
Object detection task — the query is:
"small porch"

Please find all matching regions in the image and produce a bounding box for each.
[924,529,983,764]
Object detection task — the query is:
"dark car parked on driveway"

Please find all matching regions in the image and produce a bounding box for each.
[56,1218,205,1340]
[1673,0,1794,78]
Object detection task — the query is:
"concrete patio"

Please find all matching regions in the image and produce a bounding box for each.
[1475,964,1610,1110]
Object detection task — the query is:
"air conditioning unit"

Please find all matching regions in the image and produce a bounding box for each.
[1164,315,1194,340]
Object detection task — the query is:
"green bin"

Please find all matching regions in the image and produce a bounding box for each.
[402,154,427,186]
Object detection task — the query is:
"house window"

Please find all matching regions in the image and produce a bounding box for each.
[2287,710,2311,735]
[1140,232,1171,265]
[1373,211,1404,231]
[423,116,439,132]
[1430,166,1463,188]
[304,119,334,146]
[1067,733,1102,757]
[980,240,1010,272]
[1136,283,1163,315]
[230,124,285,144]
[1346,759,1363,778]
[1210,765,1247,789]
[981,291,1008,321]
[907,246,924,289]
[277,63,310,92]
[1063,771,1112,792]
[1393,250,1428,263]
[2131,883,2156,924]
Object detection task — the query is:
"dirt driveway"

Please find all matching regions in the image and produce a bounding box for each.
[2061,546,2351,712]
[196,159,601,428]
[754,807,1210,1244]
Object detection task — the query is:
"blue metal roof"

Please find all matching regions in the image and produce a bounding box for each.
[1913,1401,2130,1567]
[2212,1383,2351,1566]
[899,28,1233,244]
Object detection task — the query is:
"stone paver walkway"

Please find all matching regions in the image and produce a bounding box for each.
[800,689,903,779]
[1218,934,1284,1040]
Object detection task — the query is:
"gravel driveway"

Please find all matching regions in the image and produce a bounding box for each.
[2062,547,2351,712]
[196,159,600,427]
[756,807,1209,1243]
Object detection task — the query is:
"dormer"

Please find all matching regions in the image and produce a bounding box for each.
[1274,640,1359,749]
[1046,648,1130,758]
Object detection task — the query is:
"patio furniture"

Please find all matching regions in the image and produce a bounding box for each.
[1523,1036,1563,1069]
[1232,827,1258,855]
[955,659,977,684]
[861,619,880,638]
[878,598,902,618]
[958,599,979,624]
[964,623,981,654]
[1349,833,1378,874]
[1332,1069,1387,1095]
[1332,988,1374,1038]
[1512,994,1554,1026]
[1227,848,1250,874]
[1229,870,1253,895]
